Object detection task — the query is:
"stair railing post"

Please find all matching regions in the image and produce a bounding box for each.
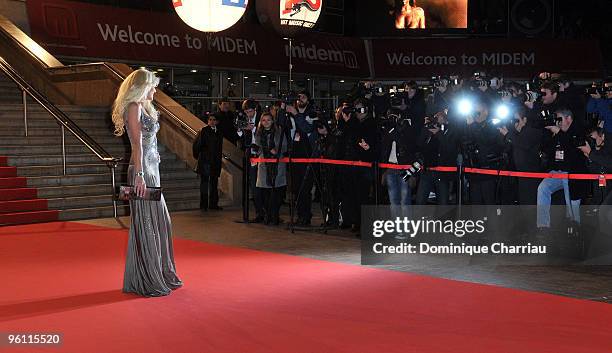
[61,125,66,175]
[111,165,117,218]
[22,90,28,137]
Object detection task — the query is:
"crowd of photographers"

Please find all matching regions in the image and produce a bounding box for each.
[195,72,612,234]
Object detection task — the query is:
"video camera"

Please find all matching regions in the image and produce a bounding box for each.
[586,82,612,95]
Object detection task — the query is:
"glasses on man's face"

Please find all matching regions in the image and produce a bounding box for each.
[245,109,255,114]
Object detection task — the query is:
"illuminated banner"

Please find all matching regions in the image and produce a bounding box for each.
[173,0,248,33]
[25,0,367,77]
[280,0,322,28]
[371,38,603,79]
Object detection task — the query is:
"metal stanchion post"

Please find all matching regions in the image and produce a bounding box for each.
[61,125,66,175]
[22,90,28,137]
[111,166,117,218]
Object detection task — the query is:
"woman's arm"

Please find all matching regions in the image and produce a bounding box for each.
[126,103,146,197]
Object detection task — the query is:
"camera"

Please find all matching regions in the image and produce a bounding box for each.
[234,113,250,130]
[523,90,540,103]
[401,159,424,181]
[539,110,560,128]
[280,91,298,105]
[498,90,512,98]
[390,93,405,107]
[431,76,450,88]
[424,121,445,131]
[342,106,356,115]
[586,83,612,95]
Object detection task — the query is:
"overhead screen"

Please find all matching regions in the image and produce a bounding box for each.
[357,0,468,35]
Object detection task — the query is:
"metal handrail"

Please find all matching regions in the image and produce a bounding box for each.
[0,56,123,216]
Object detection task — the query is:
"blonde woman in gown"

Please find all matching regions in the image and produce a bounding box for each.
[111,69,182,297]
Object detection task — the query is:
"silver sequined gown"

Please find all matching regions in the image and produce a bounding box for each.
[123,111,182,297]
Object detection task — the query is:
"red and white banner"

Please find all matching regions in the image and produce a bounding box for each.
[372,38,603,79]
[25,0,369,77]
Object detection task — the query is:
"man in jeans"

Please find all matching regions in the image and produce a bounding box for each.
[537,108,588,230]
[380,108,418,238]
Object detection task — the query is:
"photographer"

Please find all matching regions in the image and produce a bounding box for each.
[403,81,426,132]
[578,127,612,204]
[252,113,288,225]
[238,98,265,223]
[462,96,505,205]
[526,81,564,122]
[427,77,451,117]
[498,105,543,205]
[380,107,418,217]
[214,97,239,144]
[558,75,587,127]
[416,110,460,205]
[286,91,318,226]
[193,114,224,211]
[313,120,341,226]
[336,104,370,233]
[536,108,588,230]
[586,79,612,133]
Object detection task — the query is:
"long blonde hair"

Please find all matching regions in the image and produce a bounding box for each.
[111,69,160,136]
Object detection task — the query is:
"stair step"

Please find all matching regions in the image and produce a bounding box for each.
[14,161,189,177]
[0,210,59,226]
[47,190,200,210]
[0,127,120,137]
[36,182,201,199]
[0,145,130,155]
[4,154,130,167]
[0,104,110,114]
[0,135,123,146]
[0,177,27,189]
[25,170,198,188]
[0,188,38,201]
[0,199,49,214]
[0,166,17,177]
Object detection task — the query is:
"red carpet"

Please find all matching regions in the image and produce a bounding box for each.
[0,156,58,225]
[1,222,611,353]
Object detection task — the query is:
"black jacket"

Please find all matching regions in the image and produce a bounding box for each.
[588,141,612,174]
[505,125,543,172]
[404,90,426,132]
[418,124,460,169]
[463,119,505,169]
[357,115,378,162]
[336,116,362,161]
[542,122,589,200]
[214,110,239,144]
[381,124,418,165]
[193,126,223,177]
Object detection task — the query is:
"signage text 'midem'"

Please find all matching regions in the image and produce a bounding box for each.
[482,52,535,65]
[207,36,257,55]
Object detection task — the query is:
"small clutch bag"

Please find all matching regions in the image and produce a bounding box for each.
[114,185,162,201]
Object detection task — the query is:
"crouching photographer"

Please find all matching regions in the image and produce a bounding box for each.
[415,110,460,205]
[536,108,589,231]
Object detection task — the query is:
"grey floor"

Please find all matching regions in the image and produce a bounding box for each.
[80,208,612,303]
